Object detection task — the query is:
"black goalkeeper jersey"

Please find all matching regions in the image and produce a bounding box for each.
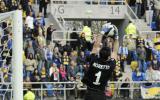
[82,54,116,92]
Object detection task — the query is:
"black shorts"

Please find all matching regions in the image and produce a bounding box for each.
[84,89,106,100]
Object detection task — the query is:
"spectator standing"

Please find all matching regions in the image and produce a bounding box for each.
[125,35,137,64]
[77,51,86,66]
[50,63,59,82]
[37,31,46,47]
[33,22,42,38]
[146,1,154,26]
[34,13,45,28]
[52,47,61,66]
[113,57,123,81]
[25,40,35,57]
[82,26,93,51]
[39,0,48,17]
[128,0,136,11]
[63,42,72,55]
[67,61,78,80]
[70,28,79,50]
[36,44,45,73]
[45,45,53,73]
[70,51,78,63]
[145,49,153,69]
[151,48,160,70]
[153,33,160,50]
[24,53,37,77]
[136,35,145,48]
[23,24,33,40]
[30,69,41,98]
[137,45,147,72]
[118,42,128,72]
[125,21,137,38]
[59,64,67,81]
[79,32,87,51]
[25,12,34,33]
[53,47,61,60]
[135,0,142,18]
[10,0,18,11]
[28,2,35,17]
[20,0,29,15]
[31,69,40,87]
[62,51,70,69]
[40,66,47,81]
[46,24,56,45]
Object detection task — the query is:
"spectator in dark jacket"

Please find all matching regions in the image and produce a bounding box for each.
[39,0,48,17]
[77,51,86,65]
[79,32,87,51]
[70,28,79,50]
[46,24,56,45]
[31,69,41,89]
[63,42,72,55]
[20,0,29,15]
[36,44,45,73]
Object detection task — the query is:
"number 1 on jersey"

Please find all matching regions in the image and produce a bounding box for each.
[93,71,101,85]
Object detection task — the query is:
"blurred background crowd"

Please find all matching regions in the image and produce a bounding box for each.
[0,0,160,99]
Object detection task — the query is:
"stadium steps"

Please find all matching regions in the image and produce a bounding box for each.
[125,3,151,33]
[33,4,66,45]
[134,19,152,32]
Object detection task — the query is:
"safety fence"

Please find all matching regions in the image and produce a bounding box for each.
[0,81,160,100]
[51,0,125,5]
[51,30,160,41]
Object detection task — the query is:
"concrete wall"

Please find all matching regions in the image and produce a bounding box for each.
[51,4,126,19]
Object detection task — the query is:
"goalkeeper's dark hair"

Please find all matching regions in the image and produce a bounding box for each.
[99,47,111,60]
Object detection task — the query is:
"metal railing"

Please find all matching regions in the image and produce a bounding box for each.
[139,31,160,34]
[0,82,76,100]
[51,0,126,5]
[51,30,82,42]
[124,0,152,33]
[139,31,160,38]
[0,81,160,100]
[52,15,66,31]
[58,15,66,29]
[125,0,138,21]
[124,0,140,32]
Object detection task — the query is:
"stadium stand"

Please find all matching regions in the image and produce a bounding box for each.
[0,0,160,100]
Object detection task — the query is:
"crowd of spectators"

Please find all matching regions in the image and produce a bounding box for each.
[127,0,160,30]
[124,32,160,82]
[0,0,160,99]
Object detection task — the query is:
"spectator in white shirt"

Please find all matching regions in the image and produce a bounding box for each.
[25,12,34,30]
[49,63,59,82]
[146,63,160,81]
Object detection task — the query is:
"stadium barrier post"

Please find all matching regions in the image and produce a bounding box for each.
[130,82,134,99]
[41,84,43,100]
[64,84,67,100]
